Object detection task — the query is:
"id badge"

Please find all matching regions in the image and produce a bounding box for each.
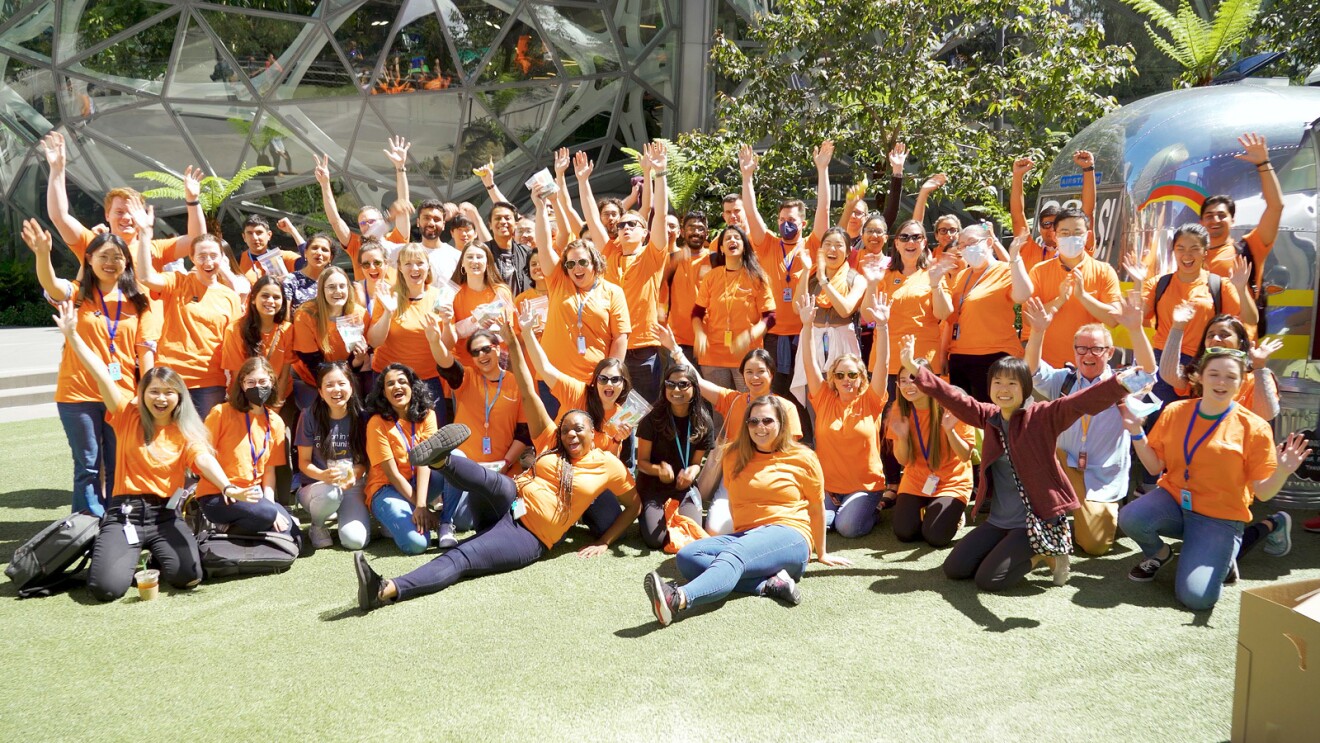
[922,474,939,496]
[107,361,122,381]
[1077,452,1088,470]
[1180,489,1193,511]
[723,330,732,347]
[123,522,139,546]
[782,287,793,302]
[511,498,527,519]
[482,436,492,455]
[576,335,587,355]
[951,324,960,340]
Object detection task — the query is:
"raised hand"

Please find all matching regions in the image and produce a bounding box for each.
[650,140,668,172]
[1235,132,1270,166]
[182,165,203,202]
[1022,297,1054,329]
[126,197,154,238]
[20,219,52,254]
[473,157,494,182]
[1122,256,1147,284]
[1012,157,1034,178]
[1118,400,1146,434]
[384,135,411,170]
[1250,337,1284,369]
[313,153,331,186]
[920,173,947,193]
[794,289,815,324]
[374,280,397,313]
[886,406,910,439]
[573,150,594,180]
[276,217,296,235]
[1170,300,1194,328]
[41,131,66,170]
[553,146,570,176]
[529,181,549,208]
[813,139,835,171]
[52,300,77,338]
[1072,150,1095,170]
[1229,255,1251,291]
[899,334,918,374]
[738,144,758,179]
[941,410,958,431]
[865,291,892,326]
[927,254,957,284]
[1115,289,1144,329]
[1008,233,1028,260]
[889,141,907,176]
[1277,432,1314,474]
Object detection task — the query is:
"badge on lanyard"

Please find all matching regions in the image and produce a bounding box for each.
[1180,489,1193,511]
[1077,452,1088,469]
[782,287,793,302]
[951,324,960,340]
[107,361,123,381]
[723,330,733,347]
[922,475,940,496]
[576,335,587,355]
[122,504,139,546]
[482,436,492,455]
[511,498,527,519]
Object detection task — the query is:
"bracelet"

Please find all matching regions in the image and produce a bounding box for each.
[1129,432,1145,441]
[396,168,407,173]
[482,181,495,189]
[654,170,668,177]
[186,200,200,206]
[1082,166,1095,172]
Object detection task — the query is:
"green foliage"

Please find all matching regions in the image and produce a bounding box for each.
[619,139,704,215]
[683,0,1135,218]
[0,258,50,326]
[1255,0,1320,81]
[135,164,275,220]
[1118,0,1264,86]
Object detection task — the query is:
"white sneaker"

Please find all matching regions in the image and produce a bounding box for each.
[437,523,458,549]
[309,523,333,549]
[1052,554,1071,586]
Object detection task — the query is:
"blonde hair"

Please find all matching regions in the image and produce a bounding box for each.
[724,396,803,480]
[302,266,359,353]
[392,243,433,308]
[1074,323,1112,345]
[824,353,868,395]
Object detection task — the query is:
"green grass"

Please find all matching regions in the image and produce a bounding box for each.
[3,416,1318,741]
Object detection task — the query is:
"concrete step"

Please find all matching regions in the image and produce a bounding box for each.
[0,369,54,391]
[0,401,57,423]
[0,383,56,408]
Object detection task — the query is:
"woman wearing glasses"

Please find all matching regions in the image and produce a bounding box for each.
[932,216,961,259]
[291,266,369,411]
[797,290,890,538]
[1119,347,1310,610]
[643,396,851,626]
[636,364,715,549]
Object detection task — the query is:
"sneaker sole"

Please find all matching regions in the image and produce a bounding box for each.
[408,424,471,468]
[353,551,374,612]
[771,570,802,605]
[644,572,672,626]
[1264,512,1293,557]
[1127,573,1158,583]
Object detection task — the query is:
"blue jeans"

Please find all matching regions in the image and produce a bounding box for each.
[291,377,318,411]
[676,525,810,606]
[625,345,662,406]
[437,453,478,529]
[370,480,442,555]
[188,386,226,420]
[198,494,302,543]
[823,491,881,538]
[57,400,115,516]
[1118,487,1244,610]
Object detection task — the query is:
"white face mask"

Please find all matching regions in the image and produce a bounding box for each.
[363,220,389,240]
[962,241,989,268]
[1058,234,1087,259]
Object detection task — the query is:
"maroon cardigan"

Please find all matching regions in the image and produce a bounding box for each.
[914,366,1129,521]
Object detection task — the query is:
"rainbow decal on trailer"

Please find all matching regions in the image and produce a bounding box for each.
[1138,180,1210,214]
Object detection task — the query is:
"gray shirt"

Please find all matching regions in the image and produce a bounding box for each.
[987,456,1027,529]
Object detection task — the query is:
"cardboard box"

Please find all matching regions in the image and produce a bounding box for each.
[1232,578,1320,742]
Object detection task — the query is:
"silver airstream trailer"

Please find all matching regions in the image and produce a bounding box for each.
[1038,83,1320,504]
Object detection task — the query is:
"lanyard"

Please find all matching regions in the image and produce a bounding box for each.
[912,409,932,462]
[574,280,598,332]
[362,280,373,315]
[482,371,505,433]
[1182,401,1233,481]
[779,239,795,275]
[956,265,989,314]
[672,414,691,469]
[395,420,417,453]
[244,409,272,473]
[1079,414,1091,451]
[260,326,284,360]
[95,285,123,354]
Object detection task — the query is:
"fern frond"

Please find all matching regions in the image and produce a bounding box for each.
[133,170,185,189]
[1207,0,1263,58]
[1116,0,1179,31]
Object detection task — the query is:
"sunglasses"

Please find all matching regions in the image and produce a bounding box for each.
[746,417,777,428]
[596,375,625,385]
[617,221,644,230]
[833,371,861,380]
[895,233,924,242]
[358,218,379,227]
[663,380,693,390]
[936,227,959,235]
[563,259,593,269]
[1203,347,1247,361]
[360,260,384,268]
[1073,345,1110,356]
[471,345,498,356]
[1039,220,1056,229]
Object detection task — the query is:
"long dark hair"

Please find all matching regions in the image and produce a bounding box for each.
[649,363,713,445]
[894,362,947,469]
[365,362,433,423]
[310,361,366,465]
[709,225,768,289]
[885,218,932,271]
[585,357,631,428]
[76,233,149,314]
[1182,313,1251,396]
[241,275,289,356]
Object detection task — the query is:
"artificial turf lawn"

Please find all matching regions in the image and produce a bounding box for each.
[3,417,1319,742]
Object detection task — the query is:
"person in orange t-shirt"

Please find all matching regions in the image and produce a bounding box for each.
[642,396,852,626]
[290,266,370,409]
[351,315,639,611]
[235,215,301,283]
[25,222,158,517]
[362,363,441,555]
[668,215,712,361]
[367,243,447,421]
[196,357,301,545]
[887,364,976,548]
[449,241,515,368]
[1159,312,1282,421]
[221,275,294,402]
[801,291,889,538]
[692,226,775,386]
[1120,350,1309,610]
[1028,208,1121,368]
[314,147,408,281]
[1199,133,1282,315]
[54,302,242,602]
[353,241,395,321]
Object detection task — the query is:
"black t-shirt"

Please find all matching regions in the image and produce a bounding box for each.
[636,411,714,500]
[493,240,533,297]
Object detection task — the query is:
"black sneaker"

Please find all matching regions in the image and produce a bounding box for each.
[353,551,384,612]
[761,569,802,606]
[644,571,681,626]
[1223,558,1239,585]
[408,423,471,468]
[1128,546,1173,582]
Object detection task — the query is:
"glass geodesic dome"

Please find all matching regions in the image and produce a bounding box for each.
[0,0,676,253]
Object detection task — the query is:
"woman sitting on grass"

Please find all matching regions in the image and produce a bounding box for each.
[635,363,714,550]
[643,396,851,627]
[352,314,641,611]
[294,361,370,550]
[53,301,245,602]
[362,363,440,555]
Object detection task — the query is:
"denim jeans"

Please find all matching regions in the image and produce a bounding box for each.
[188,386,227,421]
[421,377,451,427]
[1118,487,1244,610]
[370,480,443,555]
[823,491,881,538]
[198,494,302,544]
[57,400,115,516]
[676,524,810,606]
[625,345,663,406]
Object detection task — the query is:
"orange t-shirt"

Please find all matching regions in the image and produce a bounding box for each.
[290,306,368,385]
[876,268,941,374]
[106,406,207,498]
[53,281,158,404]
[723,446,824,554]
[550,378,622,455]
[452,283,514,366]
[1205,228,1269,288]
[1148,399,1276,522]
[345,229,406,282]
[238,249,300,284]
[887,406,975,501]
[809,384,888,494]
[1143,271,1242,358]
[155,272,243,388]
[69,228,179,272]
[670,250,711,346]
[220,318,294,392]
[515,425,636,548]
[753,232,817,337]
[364,411,438,504]
[196,404,288,497]
[369,286,441,380]
[1029,254,1121,367]
[450,368,524,463]
[541,272,631,383]
[1020,235,1055,272]
[713,388,802,444]
[947,262,1022,357]
[694,267,775,368]
[603,239,667,349]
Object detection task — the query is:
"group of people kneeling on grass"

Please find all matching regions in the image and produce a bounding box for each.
[24,129,1314,623]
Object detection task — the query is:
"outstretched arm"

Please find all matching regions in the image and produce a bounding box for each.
[911,173,945,227]
[1237,133,1283,247]
[21,221,70,300]
[502,314,553,439]
[41,132,87,248]
[811,140,833,239]
[314,154,352,246]
[1009,156,1033,237]
[738,144,769,244]
[574,152,609,249]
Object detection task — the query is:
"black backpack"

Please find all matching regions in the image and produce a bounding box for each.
[197,530,299,579]
[5,513,100,598]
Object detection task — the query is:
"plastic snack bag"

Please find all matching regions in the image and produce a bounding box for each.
[334,314,365,349]
[603,390,652,441]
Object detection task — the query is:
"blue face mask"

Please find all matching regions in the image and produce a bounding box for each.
[1124,392,1162,420]
[779,221,800,241]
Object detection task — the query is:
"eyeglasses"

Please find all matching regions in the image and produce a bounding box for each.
[1073,345,1111,356]
[596,375,625,385]
[936,227,959,235]
[471,345,498,356]
[896,376,918,386]
[833,371,861,380]
[358,218,379,227]
[895,233,924,242]
[563,259,593,269]
[663,380,693,390]
[1039,220,1056,229]
[360,260,384,268]
[617,221,644,230]
[1203,347,1247,361]
[746,417,777,428]
[862,229,887,237]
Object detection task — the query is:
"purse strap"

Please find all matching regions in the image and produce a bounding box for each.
[994,417,1035,514]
